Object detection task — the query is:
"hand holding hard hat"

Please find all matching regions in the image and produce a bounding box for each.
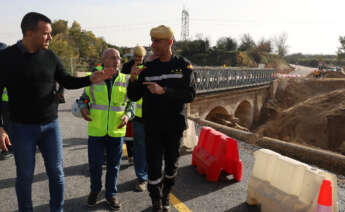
[80,108,92,121]
[72,100,82,118]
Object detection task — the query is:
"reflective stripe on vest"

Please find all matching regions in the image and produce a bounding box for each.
[90,104,108,110]
[90,104,126,112]
[85,73,129,137]
[1,88,8,102]
[135,98,143,118]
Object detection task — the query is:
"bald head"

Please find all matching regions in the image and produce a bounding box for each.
[102,48,121,70]
[102,48,119,58]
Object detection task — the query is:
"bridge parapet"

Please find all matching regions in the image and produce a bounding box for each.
[194,67,275,94]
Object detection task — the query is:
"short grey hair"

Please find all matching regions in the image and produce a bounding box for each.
[102,48,119,58]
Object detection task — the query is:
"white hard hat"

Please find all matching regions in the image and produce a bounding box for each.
[72,100,82,118]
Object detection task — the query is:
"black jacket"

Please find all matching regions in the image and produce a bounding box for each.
[0,42,91,125]
[127,55,196,131]
[121,60,135,75]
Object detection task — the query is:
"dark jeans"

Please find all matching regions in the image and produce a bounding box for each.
[9,119,64,212]
[145,127,183,200]
[88,136,123,199]
[132,120,148,181]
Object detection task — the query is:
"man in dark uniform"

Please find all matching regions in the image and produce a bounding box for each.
[127,25,196,212]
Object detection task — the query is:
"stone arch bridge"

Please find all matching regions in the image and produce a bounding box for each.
[184,67,277,147]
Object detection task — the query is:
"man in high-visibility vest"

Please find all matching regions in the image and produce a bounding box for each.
[0,43,12,160]
[122,45,148,192]
[128,25,196,212]
[78,48,135,210]
[0,86,13,160]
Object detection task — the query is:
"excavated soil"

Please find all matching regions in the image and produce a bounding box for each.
[254,74,345,155]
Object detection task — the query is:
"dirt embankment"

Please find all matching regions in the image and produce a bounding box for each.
[254,75,345,155]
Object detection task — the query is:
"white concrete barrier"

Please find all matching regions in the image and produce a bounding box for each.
[247,149,338,212]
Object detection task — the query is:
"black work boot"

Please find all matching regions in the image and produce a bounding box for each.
[87,192,99,207]
[162,177,173,212]
[161,195,170,212]
[152,199,162,212]
[106,196,121,210]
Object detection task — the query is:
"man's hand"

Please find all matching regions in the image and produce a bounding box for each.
[143,82,165,95]
[90,67,115,84]
[0,127,11,152]
[81,108,92,121]
[117,115,129,129]
[130,65,146,82]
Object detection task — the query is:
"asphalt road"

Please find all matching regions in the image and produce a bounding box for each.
[289,64,316,77]
[0,89,344,212]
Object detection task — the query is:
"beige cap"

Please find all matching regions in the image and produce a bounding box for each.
[133,46,146,56]
[150,25,174,40]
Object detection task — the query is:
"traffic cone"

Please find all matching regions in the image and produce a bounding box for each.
[316,179,332,212]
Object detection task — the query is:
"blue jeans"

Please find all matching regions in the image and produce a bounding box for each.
[9,119,64,212]
[88,136,123,199]
[132,120,148,181]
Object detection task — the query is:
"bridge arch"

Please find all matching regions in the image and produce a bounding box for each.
[205,106,232,125]
[234,100,253,129]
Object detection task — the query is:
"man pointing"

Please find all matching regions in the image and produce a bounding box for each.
[127,25,196,212]
[0,12,114,212]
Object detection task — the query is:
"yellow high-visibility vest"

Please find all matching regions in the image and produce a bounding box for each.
[135,98,142,118]
[1,88,8,102]
[85,73,129,137]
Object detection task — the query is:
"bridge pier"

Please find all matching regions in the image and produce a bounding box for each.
[181,119,198,150]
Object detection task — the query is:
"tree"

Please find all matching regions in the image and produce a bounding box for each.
[49,33,79,74]
[69,21,82,41]
[238,33,256,51]
[174,37,211,65]
[216,36,237,51]
[51,20,68,36]
[257,38,272,53]
[274,32,289,56]
[177,38,210,57]
[78,30,99,60]
[49,19,115,72]
[337,36,345,59]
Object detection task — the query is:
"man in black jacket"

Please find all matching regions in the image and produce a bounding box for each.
[127,25,196,212]
[0,12,114,212]
[122,45,149,192]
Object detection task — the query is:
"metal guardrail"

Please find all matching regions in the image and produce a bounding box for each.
[194,68,275,94]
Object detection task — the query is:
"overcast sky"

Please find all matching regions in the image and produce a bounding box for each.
[1,0,344,55]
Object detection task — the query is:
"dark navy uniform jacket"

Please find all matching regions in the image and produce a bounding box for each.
[127,55,196,131]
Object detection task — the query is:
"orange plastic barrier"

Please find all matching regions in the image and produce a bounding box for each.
[192,127,243,182]
[316,179,333,212]
[125,121,133,137]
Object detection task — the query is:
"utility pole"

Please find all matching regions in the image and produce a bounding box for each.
[70,57,74,76]
[181,7,189,41]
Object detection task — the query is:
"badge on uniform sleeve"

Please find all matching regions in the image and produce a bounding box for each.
[187,64,193,69]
